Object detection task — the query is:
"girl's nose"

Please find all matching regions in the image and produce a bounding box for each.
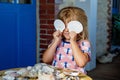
[64,27,69,32]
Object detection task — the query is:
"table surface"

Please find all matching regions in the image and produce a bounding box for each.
[0,68,92,80]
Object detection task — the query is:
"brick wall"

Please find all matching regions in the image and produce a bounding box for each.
[39,0,55,62]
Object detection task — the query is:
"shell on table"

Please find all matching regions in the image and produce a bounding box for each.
[2,63,81,80]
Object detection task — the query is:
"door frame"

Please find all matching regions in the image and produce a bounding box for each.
[36,0,40,63]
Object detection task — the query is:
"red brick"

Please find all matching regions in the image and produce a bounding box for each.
[47,29,54,34]
[40,20,47,24]
[40,39,47,43]
[40,44,48,48]
[40,4,54,10]
[40,24,54,29]
[40,34,52,39]
[40,10,47,14]
[40,0,46,4]
[47,20,54,24]
[40,29,47,34]
[47,0,54,3]
[47,25,54,29]
[46,39,52,44]
[40,14,54,19]
[47,10,54,14]
[40,25,48,29]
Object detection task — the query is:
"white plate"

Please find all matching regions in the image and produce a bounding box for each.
[68,21,83,33]
[54,19,65,32]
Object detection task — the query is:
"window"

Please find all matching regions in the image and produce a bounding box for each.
[17,0,31,4]
[0,0,13,3]
[0,0,31,4]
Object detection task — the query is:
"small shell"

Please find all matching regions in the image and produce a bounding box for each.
[38,73,55,80]
[17,68,28,76]
[54,19,65,32]
[69,71,79,76]
[2,75,15,80]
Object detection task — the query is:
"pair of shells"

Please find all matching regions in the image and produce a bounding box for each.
[54,19,83,33]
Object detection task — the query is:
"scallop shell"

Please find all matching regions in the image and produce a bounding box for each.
[68,21,83,33]
[54,19,65,32]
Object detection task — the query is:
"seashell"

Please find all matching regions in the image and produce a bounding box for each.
[4,70,17,75]
[69,71,79,76]
[28,67,38,77]
[27,66,32,71]
[68,21,83,33]
[38,73,55,80]
[54,19,65,32]
[33,63,42,71]
[17,68,29,76]
[41,66,54,74]
[2,75,15,80]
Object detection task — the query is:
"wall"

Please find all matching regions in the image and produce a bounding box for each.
[39,0,55,62]
[75,0,97,71]
[96,0,109,57]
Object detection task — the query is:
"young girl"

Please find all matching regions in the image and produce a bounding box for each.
[42,6,91,74]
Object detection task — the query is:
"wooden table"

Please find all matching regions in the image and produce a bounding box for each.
[0,68,92,80]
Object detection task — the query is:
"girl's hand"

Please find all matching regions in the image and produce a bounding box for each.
[69,31,77,42]
[53,30,62,43]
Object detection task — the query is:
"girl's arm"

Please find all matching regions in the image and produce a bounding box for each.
[69,32,90,67]
[42,30,62,64]
[70,40,90,67]
[42,40,59,64]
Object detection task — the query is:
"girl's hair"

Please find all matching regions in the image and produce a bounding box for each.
[57,6,88,40]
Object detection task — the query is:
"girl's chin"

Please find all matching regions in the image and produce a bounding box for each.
[63,34,70,40]
[64,37,70,40]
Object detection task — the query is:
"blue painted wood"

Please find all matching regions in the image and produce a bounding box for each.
[0,0,36,70]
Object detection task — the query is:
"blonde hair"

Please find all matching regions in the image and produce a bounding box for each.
[57,6,88,40]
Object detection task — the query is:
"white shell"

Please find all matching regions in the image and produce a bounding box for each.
[4,70,17,75]
[70,72,79,76]
[68,21,83,33]
[54,19,65,32]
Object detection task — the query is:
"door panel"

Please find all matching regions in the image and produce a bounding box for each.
[0,13,18,69]
[18,13,36,67]
[0,0,36,70]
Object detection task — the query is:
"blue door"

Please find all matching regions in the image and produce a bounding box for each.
[0,0,36,70]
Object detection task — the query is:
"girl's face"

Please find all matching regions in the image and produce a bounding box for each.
[63,28,70,41]
[62,23,70,41]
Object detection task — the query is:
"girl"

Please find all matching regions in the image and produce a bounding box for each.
[42,6,91,74]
